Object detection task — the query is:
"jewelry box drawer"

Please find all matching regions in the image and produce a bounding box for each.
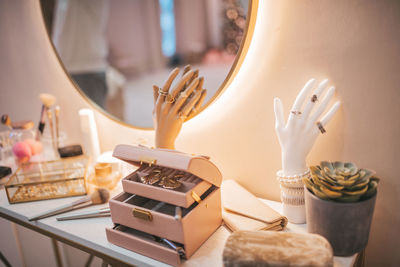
[122,165,212,208]
[109,186,222,257]
[106,225,182,267]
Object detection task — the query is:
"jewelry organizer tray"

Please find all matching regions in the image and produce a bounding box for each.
[107,145,222,266]
[5,156,89,203]
[123,165,212,208]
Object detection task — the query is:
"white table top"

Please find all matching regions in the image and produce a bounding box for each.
[0,188,356,267]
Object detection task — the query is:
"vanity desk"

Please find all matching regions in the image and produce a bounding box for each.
[0,188,358,267]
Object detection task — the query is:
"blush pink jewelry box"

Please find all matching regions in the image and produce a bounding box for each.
[106,144,222,266]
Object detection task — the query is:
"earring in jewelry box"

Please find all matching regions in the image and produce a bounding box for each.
[140,172,162,185]
[158,176,182,190]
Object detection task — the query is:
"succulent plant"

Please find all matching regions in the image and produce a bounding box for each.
[303,161,379,203]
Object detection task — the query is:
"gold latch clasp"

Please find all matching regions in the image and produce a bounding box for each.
[191,191,202,204]
[139,156,157,167]
[133,208,153,221]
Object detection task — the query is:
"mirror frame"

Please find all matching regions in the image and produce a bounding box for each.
[40,0,259,130]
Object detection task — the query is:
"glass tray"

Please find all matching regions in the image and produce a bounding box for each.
[5,156,89,204]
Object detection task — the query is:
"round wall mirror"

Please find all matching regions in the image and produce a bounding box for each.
[40,0,254,128]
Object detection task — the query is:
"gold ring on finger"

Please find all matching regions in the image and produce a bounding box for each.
[166,94,175,103]
[158,87,169,96]
[178,112,187,121]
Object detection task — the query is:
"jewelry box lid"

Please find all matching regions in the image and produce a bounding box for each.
[112,144,222,187]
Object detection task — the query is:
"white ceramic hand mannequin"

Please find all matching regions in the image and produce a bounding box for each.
[274,79,341,176]
[274,79,341,223]
[153,66,207,149]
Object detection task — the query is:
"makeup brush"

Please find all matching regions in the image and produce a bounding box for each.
[1,114,12,129]
[1,114,34,130]
[46,109,57,153]
[28,188,110,221]
[55,105,60,148]
[37,94,56,139]
[56,208,110,221]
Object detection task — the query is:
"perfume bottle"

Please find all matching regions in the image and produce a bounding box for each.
[87,162,121,191]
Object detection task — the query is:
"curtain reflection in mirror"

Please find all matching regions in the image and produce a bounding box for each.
[159,0,176,58]
[52,0,110,109]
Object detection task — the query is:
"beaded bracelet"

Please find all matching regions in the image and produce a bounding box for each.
[279,185,305,196]
[280,191,305,206]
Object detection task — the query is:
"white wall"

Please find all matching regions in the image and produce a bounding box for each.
[0,0,399,266]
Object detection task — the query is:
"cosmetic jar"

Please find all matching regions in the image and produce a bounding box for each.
[87,162,121,191]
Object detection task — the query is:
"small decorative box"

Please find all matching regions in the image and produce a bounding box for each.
[106,145,222,266]
[5,156,89,203]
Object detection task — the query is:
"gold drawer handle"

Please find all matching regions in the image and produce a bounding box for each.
[191,191,202,204]
[133,208,153,221]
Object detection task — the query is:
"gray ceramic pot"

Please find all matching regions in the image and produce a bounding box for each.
[304,187,377,256]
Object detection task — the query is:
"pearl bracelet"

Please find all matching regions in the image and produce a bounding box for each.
[276,169,310,179]
[276,169,311,185]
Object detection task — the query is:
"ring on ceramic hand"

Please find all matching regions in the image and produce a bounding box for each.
[290,110,302,115]
[316,121,326,134]
[178,112,187,121]
[158,87,169,96]
[311,94,318,103]
[166,95,175,103]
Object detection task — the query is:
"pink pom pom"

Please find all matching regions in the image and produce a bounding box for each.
[12,141,32,162]
[24,139,43,155]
